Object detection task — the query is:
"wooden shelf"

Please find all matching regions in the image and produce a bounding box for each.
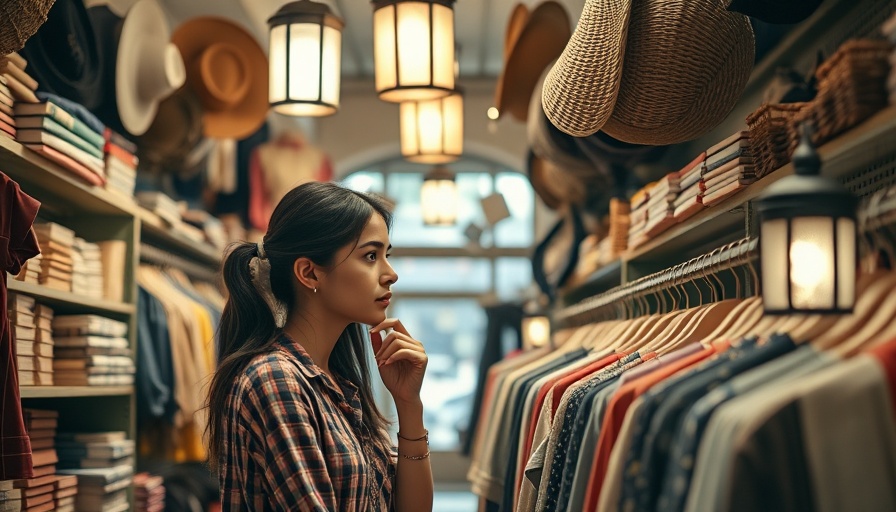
[0,136,136,217]
[19,386,133,398]
[623,106,896,266]
[8,279,135,316]
[137,208,222,266]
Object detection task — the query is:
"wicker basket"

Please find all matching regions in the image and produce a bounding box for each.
[0,0,56,55]
[746,102,811,178]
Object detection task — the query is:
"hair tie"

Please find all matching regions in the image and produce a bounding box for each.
[249,240,287,328]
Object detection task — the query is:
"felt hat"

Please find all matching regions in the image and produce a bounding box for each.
[89,0,186,137]
[171,17,269,139]
[494,2,571,122]
[542,0,755,145]
[20,0,106,110]
[0,0,56,56]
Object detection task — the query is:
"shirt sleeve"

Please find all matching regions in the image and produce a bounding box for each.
[3,178,41,274]
[240,359,338,512]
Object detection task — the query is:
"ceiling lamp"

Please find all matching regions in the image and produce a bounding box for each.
[268,0,344,117]
[420,165,457,226]
[372,0,456,103]
[757,124,858,314]
[400,88,463,164]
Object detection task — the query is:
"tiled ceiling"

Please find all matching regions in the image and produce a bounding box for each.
[157,0,587,78]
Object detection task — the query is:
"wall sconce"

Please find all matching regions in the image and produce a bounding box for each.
[522,315,551,349]
[757,124,858,314]
[420,165,457,226]
[400,88,463,164]
[268,0,344,117]
[372,0,456,103]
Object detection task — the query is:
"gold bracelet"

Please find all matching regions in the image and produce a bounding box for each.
[399,450,430,460]
[397,429,429,443]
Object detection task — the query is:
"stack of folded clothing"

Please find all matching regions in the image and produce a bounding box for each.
[24,409,59,478]
[607,198,630,257]
[672,153,707,224]
[71,238,104,299]
[0,53,28,139]
[57,434,135,471]
[627,185,654,249]
[51,315,134,387]
[0,51,39,107]
[701,131,755,207]
[52,475,79,512]
[33,222,75,292]
[103,131,137,199]
[13,92,106,187]
[886,13,896,104]
[56,432,133,512]
[9,293,53,386]
[134,473,165,512]
[14,250,41,284]
[0,410,66,512]
[136,191,181,226]
[643,171,680,239]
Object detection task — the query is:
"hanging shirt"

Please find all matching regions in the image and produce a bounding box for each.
[0,172,41,479]
[220,333,395,511]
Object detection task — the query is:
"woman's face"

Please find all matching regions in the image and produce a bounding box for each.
[318,213,398,326]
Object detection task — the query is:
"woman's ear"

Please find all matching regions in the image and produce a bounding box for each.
[293,257,320,292]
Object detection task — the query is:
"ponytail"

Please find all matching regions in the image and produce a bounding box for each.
[206,241,281,470]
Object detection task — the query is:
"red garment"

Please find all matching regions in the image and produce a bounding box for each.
[0,172,41,479]
[514,352,624,501]
[582,344,720,511]
[868,339,896,422]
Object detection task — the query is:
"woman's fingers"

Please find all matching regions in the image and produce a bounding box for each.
[374,330,420,359]
[376,338,424,366]
[382,347,428,367]
[369,318,411,337]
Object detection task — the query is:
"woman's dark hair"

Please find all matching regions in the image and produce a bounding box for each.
[206,181,394,470]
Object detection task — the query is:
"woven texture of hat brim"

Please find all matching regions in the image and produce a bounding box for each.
[542,0,631,137]
[603,0,755,145]
[0,0,55,55]
[496,2,571,122]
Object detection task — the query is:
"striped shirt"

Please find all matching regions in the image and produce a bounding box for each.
[219,333,395,511]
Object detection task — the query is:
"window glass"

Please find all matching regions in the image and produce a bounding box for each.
[390,298,486,450]
[492,172,534,247]
[495,257,533,300]
[391,257,491,293]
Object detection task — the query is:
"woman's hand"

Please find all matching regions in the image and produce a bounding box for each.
[369,318,428,406]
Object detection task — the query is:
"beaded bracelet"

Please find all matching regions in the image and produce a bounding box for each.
[397,429,429,443]
[400,450,431,461]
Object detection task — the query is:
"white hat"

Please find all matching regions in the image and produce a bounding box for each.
[115,0,185,135]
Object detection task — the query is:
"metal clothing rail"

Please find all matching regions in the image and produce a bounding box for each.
[554,238,758,327]
[139,243,220,283]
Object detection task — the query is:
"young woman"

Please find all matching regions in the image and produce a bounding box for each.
[207,182,433,511]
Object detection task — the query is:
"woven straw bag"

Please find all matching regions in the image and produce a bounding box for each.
[543,0,755,145]
[0,0,56,55]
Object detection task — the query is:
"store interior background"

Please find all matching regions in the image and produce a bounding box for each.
[150,0,588,508]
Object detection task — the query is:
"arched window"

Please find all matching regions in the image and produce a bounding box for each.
[342,155,535,451]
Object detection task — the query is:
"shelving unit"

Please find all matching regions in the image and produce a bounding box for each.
[558,0,896,304]
[0,118,223,489]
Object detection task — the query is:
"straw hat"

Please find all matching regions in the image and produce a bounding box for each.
[0,0,55,56]
[172,17,268,139]
[542,0,754,145]
[89,0,186,137]
[20,0,106,110]
[494,2,571,122]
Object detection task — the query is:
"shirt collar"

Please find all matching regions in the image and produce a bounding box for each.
[276,333,364,429]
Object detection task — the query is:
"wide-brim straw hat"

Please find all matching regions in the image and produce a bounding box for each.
[494,2,571,122]
[0,0,55,56]
[543,0,754,145]
[171,17,268,139]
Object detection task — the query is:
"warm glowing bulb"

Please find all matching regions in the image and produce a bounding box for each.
[487,107,499,120]
[789,240,829,290]
[523,316,550,348]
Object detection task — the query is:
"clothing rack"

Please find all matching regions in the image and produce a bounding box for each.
[554,238,758,328]
[139,243,220,283]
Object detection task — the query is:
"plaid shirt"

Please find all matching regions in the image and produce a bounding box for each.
[220,334,395,511]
